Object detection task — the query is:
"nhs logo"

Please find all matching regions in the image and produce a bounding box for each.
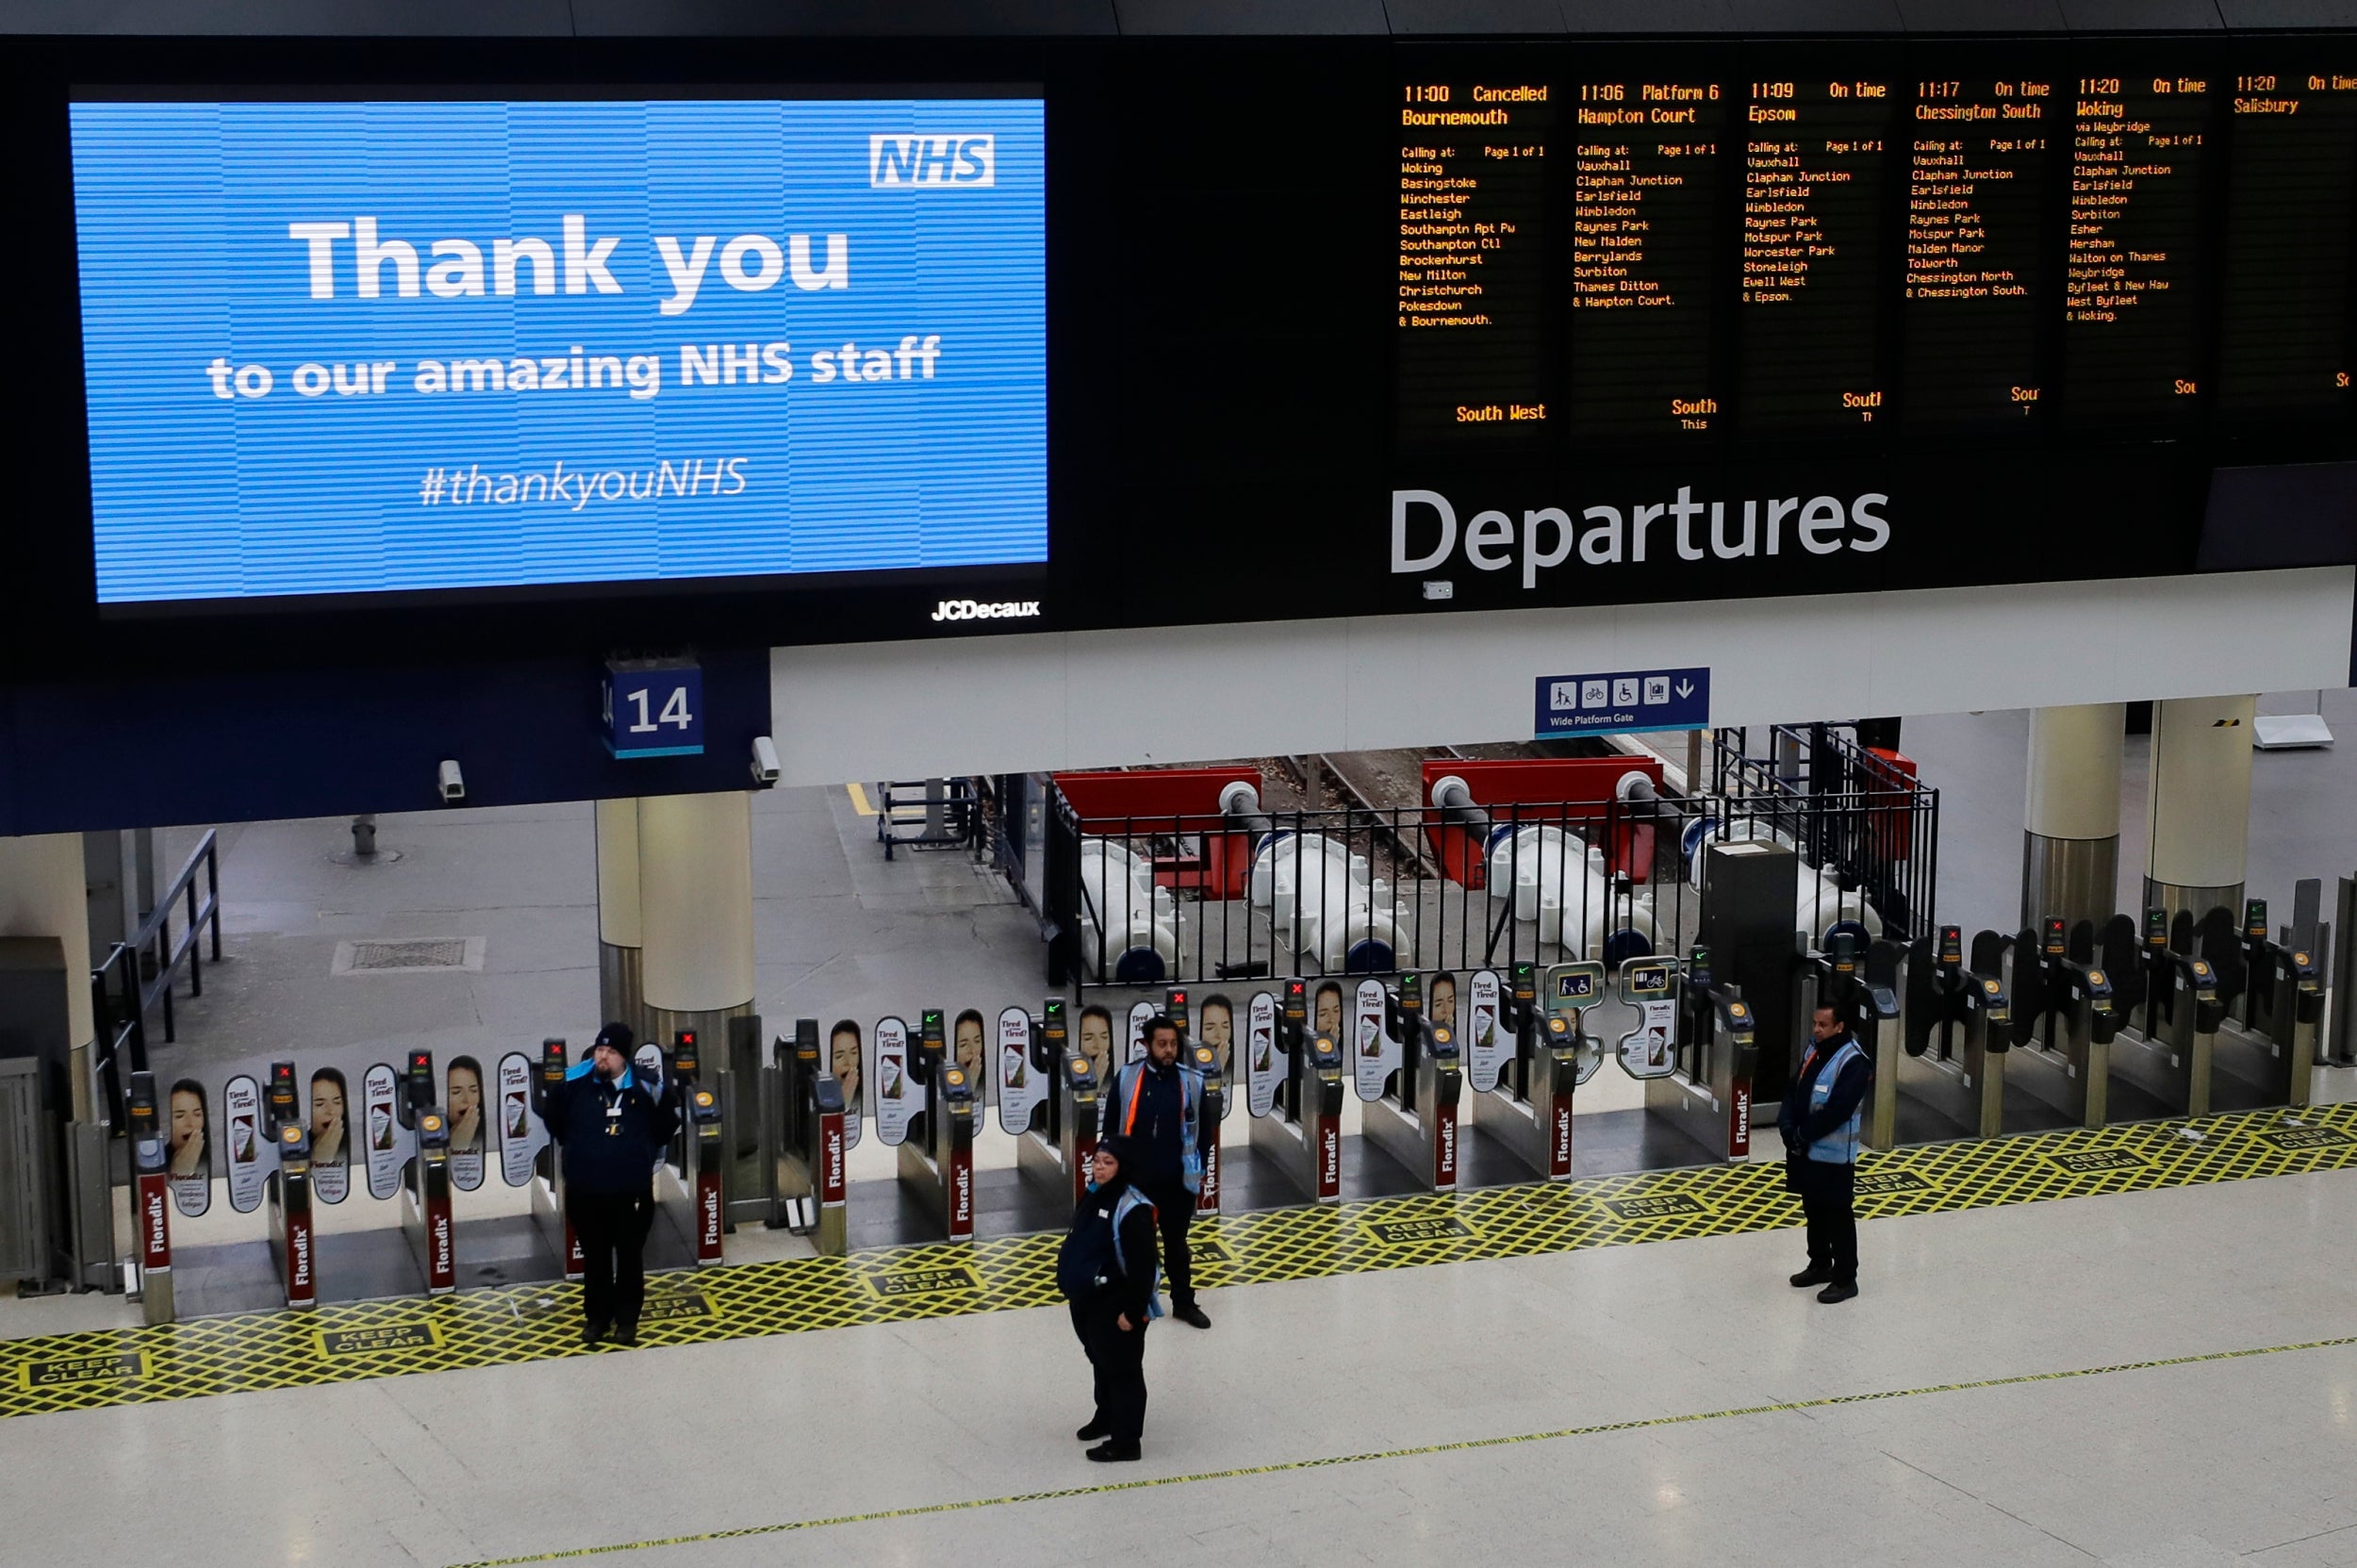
[869,134,997,188]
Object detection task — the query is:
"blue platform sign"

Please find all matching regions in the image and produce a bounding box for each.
[1535,668,1709,738]
[604,661,704,759]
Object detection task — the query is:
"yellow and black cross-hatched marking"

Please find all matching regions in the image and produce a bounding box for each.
[6,1100,2356,1419]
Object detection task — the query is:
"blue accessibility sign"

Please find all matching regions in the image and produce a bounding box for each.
[1534,667,1709,738]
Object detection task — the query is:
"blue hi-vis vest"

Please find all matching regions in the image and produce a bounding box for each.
[1804,1037,1866,1165]
[1109,1061,1205,1195]
[1111,1186,1164,1320]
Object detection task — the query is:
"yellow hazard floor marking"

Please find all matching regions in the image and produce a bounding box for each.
[846,782,877,817]
[3,1100,2354,1419]
[442,1329,2357,1566]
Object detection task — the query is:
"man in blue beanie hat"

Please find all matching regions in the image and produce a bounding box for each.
[547,1021,678,1345]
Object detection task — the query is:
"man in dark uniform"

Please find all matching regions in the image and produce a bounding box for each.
[1100,1014,1211,1328]
[547,1022,679,1345]
[1057,1135,1161,1462]
[1778,1002,1871,1304]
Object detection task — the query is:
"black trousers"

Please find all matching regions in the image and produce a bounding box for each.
[1070,1300,1148,1444]
[1138,1176,1195,1308]
[570,1189,653,1330]
[1794,1160,1858,1285]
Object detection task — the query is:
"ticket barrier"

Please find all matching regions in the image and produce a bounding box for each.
[527,1037,584,1281]
[897,1010,980,1240]
[128,1072,174,1325]
[1646,949,1760,1161]
[1360,974,1463,1192]
[1470,961,1602,1180]
[402,1105,455,1296]
[1247,981,1345,1202]
[2003,918,2118,1129]
[1879,926,2009,1145]
[266,1121,318,1309]
[2224,899,2320,1107]
[1806,934,1902,1147]
[1016,1000,1101,1211]
[2099,909,2218,1116]
[773,1019,850,1256]
[1188,1039,1229,1213]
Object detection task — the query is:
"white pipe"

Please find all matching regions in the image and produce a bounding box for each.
[1246,832,1401,971]
[1485,824,1656,957]
[1076,839,1181,982]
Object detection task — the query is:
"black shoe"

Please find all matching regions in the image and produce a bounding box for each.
[1174,1302,1212,1329]
[1076,1419,1110,1442]
[1817,1281,1859,1304]
[612,1322,639,1347]
[1086,1442,1142,1463]
[1789,1267,1832,1289]
[583,1321,607,1346]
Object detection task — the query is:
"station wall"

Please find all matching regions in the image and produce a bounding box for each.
[769,567,2357,784]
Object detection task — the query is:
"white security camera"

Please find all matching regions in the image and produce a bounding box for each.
[750,735,782,786]
[437,759,466,802]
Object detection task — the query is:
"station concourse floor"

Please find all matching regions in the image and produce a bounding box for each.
[9,1164,2357,1565]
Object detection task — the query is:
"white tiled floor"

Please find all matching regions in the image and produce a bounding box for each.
[15,1170,2357,1565]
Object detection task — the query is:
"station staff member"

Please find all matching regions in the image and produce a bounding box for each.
[1057,1135,1161,1462]
[1778,1003,1871,1303]
[548,1022,679,1345]
[1100,1015,1212,1329]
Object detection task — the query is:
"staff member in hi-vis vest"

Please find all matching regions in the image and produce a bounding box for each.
[1778,1003,1871,1304]
[1056,1135,1162,1462]
[548,1022,679,1345]
[1099,1014,1212,1329]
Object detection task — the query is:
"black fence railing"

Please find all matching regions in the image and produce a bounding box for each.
[87,831,224,1127]
[1711,724,1938,942]
[1045,778,1937,999]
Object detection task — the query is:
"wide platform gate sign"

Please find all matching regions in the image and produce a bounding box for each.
[1534,667,1709,739]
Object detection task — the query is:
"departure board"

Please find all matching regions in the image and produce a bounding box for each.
[2217,69,2357,422]
[1568,78,1729,439]
[1380,41,2357,454]
[1736,77,1896,434]
[2063,73,2212,427]
[1395,75,1553,442]
[1901,76,2055,429]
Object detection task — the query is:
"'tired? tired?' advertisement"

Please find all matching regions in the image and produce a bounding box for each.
[68,96,1047,605]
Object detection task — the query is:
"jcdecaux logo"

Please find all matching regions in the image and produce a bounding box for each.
[931,598,1042,623]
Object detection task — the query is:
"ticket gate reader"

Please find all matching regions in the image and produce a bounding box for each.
[1645,949,1760,1161]
[1018,1032,1100,1211]
[1361,973,1463,1192]
[128,1071,174,1325]
[527,1037,584,1282]
[1248,990,1345,1203]
[266,1059,299,1136]
[267,1122,317,1309]
[1882,927,2009,1144]
[2108,909,2221,1116]
[401,1107,456,1296]
[1190,1041,1228,1213]
[897,1010,979,1240]
[1470,960,1600,1179]
[2005,918,2117,1129]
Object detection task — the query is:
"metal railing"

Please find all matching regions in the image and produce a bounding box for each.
[1711,724,1937,942]
[88,830,224,1106]
[1045,778,1937,998]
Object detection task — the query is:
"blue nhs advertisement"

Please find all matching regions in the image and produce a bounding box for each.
[68,97,1047,605]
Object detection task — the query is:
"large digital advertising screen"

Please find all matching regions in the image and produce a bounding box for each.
[68,95,1047,606]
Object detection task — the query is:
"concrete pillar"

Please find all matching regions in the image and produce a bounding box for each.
[636,791,756,1052]
[0,834,99,1118]
[2022,703,2125,933]
[2143,694,2257,930]
[594,798,646,1039]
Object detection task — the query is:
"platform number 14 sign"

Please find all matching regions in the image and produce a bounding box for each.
[602,659,705,760]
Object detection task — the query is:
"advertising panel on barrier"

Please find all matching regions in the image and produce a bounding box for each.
[1467,970,1506,1095]
[1352,978,1389,1103]
[873,1015,915,1146]
[1427,972,1461,1065]
[223,1075,268,1213]
[1198,994,1237,1119]
[165,1077,212,1218]
[446,1056,488,1189]
[362,1064,405,1200]
[1126,1000,1155,1066]
[308,1068,351,1203]
[496,1053,538,1187]
[1244,992,1279,1118]
[67,95,1047,611]
[828,1019,864,1151]
[996,1006,1042,1136]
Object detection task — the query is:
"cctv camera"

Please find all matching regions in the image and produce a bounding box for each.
[437,759,466,803]
[750,735,782,786]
